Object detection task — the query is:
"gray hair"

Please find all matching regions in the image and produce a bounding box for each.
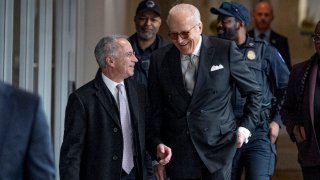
[94,34,128,68]
[166,3,201,26]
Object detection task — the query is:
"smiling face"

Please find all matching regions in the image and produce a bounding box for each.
[135,11,162,40]
[217,15,240,41]
[167,9,202,55]
[111,39,138,81]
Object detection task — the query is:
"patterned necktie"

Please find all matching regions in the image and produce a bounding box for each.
[116,84,134,174]
[184,55,196,95]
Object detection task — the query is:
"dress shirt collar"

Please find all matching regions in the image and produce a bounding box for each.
[254,29,271,42]
[101,72,124,102]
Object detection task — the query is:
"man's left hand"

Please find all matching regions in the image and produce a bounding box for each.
[269,121,280,144]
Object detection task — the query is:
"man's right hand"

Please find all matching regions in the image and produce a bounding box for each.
[293,125,306,143]
[156,144,172,166]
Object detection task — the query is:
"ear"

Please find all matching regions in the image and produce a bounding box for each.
[106,56,116,67]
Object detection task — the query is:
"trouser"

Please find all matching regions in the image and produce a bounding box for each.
[301,165,320,180]
[231,121,276,180]
[170,161,232,180]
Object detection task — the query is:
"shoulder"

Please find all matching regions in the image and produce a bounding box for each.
[0,82,39,105]
[156,34,170,47]
[271,30,288,41]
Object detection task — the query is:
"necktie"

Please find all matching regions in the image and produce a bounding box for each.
[184,55,196,95]
[116,84,134,174]
[259,33,265,40]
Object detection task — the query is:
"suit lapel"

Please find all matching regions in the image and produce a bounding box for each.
[308,59,318,126]
[94,73,121,127]
[167,47,191,98]
[125,80,139,128]
[191,36,215,103]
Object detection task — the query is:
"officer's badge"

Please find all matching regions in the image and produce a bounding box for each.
[247,50,256,60]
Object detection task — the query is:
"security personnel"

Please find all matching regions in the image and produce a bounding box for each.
[129,0,169,87]
[211,2,289,180]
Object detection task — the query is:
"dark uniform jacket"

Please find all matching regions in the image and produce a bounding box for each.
[248,29,291,70]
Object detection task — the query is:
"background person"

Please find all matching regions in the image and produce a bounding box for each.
[248,0,291,70]
[211,2,289,180]
[0,81,55,180]
[129,0,169,87]
[281,21,320,180]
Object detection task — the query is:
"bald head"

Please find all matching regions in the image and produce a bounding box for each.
[166,4,201,28]
[252,1,274,32]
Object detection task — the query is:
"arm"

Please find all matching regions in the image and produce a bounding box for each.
[59,93,86,180]
[27,98,55,180]
[266,46,290,143]
[229,42,262,146]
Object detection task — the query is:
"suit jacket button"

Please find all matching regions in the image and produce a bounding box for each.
[113,127,118,133]
[112,155,118,160]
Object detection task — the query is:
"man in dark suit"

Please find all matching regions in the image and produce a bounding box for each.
[281,21,320,180]
[248,0,291,70]
[60,35,148,179]
[0,81,55,179]
[147,3,262,180]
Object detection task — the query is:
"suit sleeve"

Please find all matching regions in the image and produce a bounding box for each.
[59,93,86,180]
[281,64,302,142]
[229,41,262,132]
[27,98,55,180]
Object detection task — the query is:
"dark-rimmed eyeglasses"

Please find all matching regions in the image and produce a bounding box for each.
[312,34,320,43]
[168,24,199,40]
[220,2,245,23]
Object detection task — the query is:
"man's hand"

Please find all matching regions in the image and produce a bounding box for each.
[154,164,166,180]
[156,144,172,166]
[269,121,280,144]
[237,131,246,148]
[293,125,306,143]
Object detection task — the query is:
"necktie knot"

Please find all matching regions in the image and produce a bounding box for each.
[117,84,125,95]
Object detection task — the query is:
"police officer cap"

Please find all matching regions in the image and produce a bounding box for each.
[210,2,250,26]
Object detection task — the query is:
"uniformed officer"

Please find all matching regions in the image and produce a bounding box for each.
[211,2,289,180]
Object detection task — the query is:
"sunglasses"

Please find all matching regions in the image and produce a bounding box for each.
[312,34,320,43]
[168,24,199,40]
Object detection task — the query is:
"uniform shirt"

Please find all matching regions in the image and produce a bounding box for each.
[232,36,289,128]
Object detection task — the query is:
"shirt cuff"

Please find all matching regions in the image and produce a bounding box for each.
[238,127,252,143]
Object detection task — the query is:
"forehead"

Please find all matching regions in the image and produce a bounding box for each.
[117,39,132,51]
[255,3,272,13]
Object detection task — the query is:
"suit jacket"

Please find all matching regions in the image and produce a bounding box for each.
[281,53,320,167]
[0,82,55,179]
[59,70,148,180]
[248,29,291,70]
[147,35,262,178]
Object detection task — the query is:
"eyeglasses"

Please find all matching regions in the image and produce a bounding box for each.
[312,34,320,43]
[123,51,136,59]
[168,24,199,40]
[220,2,245,23]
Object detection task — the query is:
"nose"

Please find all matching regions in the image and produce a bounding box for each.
[145,18,152,26]
[132,55,138,62]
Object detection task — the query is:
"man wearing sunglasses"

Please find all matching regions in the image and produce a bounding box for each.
[281,21,320,180]
[147,3,262,180]
[211,2,289,180]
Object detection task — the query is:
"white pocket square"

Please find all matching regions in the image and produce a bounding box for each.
[210,64,224,71]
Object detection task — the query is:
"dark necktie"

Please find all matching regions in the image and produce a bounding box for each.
[116,84,134,174]
[184,55,196,95]
[259,33,265,40]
